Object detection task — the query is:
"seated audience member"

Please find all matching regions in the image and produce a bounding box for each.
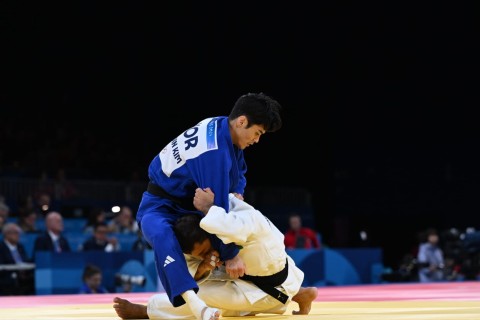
[0,215,6,231]
[284,213,321,249]
[18,210,41,234]
[0,202,10,223]
[33,211,71,255]
[132,229,152,251]
[83,207,108,235]
[0,223,34,295]
[417,228,445,283]
[53,168,78,200]
[80,222,120,252]
[108,205,139,234]
[79,264,109,294]
[16,194,35,219]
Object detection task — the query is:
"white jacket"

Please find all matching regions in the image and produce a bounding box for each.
[199,194,304,303]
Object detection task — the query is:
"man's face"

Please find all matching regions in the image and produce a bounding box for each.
[94,226,109,241]
[231,116,266,150]
[428,234,439,244]
[86,273,102,290]
[47,214,64,233]
[190,238,212,260]
[5,226,21,244]
[290,216,301,231]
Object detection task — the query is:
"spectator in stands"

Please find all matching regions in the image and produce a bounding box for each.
[0,202,9,231]
[18,210,41,234]
[0,215,5,231]
[33,211,71,255]
[53,168,78,200]
[108,205,138,234]
[131,229,152,251]
[16,194,35,219]
[33,170,54,201]
[79,264,109,294]
[417,228,445,283]
[284,213,321,249]
[0,222,34,295]
[0,202,10,223]
[83,207,108,235]
[80,222,120,252]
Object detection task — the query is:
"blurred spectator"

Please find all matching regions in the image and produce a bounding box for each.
[83,207,108,235]
[79,264,109,294]
[18,210,41,234]
[53,168,78,200]
[16,194,35,218]
[80,222,120,252]
[0,202,10,231]
[417,228,445,282]
[284,213,321,249]
[0,222,34,295]
[108,205,138,234]
[131,229,152,251]
[0,215,6,231]
[33,170,54,200]
[33,211,71,255]
[0,202,10,222]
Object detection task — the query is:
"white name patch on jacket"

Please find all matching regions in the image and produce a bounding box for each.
[159,117,218,177]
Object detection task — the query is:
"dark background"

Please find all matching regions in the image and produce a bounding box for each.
[1,2,478,268]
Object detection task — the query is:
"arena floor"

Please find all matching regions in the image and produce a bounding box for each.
[1,281,479,320]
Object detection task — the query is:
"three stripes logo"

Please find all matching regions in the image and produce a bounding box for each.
[164,255,175,267]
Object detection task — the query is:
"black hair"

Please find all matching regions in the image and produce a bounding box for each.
[174,214,209,254]
[93,221,109,232]
[228,92,282,132]
[82,264,101,281]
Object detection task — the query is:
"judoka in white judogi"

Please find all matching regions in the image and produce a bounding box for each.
[145,192,307,319]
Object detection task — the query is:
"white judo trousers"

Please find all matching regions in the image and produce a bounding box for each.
[146,194,305,319]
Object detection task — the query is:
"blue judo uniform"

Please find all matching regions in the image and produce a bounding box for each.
[136,116,247,307]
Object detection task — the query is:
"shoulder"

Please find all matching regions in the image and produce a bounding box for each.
[418,243,429,250]
[34,233,49,242]
[299,227,312,234]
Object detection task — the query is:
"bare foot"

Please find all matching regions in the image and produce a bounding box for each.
[201,306,220,320]
[291,287,318,315]
[113,297,149,319]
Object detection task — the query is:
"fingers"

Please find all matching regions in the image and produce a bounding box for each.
[226,267,245,278]
[195,187,213,195]
[209,253,219,267]
[205,250,221,268]
[203,187,213,194]
[233,193,244,200]
[238,268,245,277]
[226,270,239,278]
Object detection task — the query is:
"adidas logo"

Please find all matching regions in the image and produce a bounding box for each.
[164,255,175,267]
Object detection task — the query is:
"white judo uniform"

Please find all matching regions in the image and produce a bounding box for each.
[146,194,305,319]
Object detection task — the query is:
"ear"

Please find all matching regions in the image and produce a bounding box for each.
[236,115,248,128]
